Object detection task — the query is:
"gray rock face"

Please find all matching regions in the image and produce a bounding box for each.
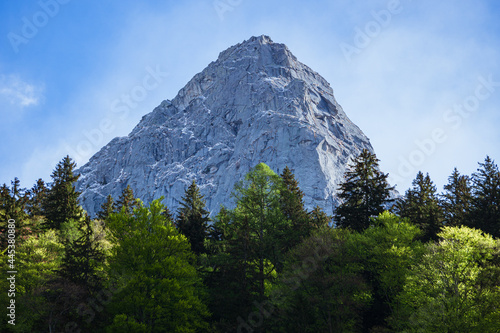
[76,35,373,217]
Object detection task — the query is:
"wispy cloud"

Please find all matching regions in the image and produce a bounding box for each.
[0,74,43,108]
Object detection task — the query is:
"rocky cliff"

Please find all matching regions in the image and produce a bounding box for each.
[76,35,374,217]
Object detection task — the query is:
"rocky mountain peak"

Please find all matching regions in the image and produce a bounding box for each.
[76,35,373,217]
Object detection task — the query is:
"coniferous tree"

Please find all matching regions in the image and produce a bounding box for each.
[280,166,315,248]
[441,168,472,227]
[97,194,115,221]
[162,205,174,222]
[395,172,443,242]
[0,178,28,222]
[470,156,500,237]
[115,185,137,215]
[27,178,48,217]
[309,205,331,229]
[334,149,394,231]
[43,156,82,230]
[176,180,210,255]
[59,215,105,292]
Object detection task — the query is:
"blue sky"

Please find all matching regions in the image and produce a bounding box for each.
[1,0,499,194]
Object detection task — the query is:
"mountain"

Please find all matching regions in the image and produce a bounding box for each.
[76,35,374,217]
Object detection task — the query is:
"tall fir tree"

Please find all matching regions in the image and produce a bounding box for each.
[395,171,443,241]
[334,149,394,231]
[176,180,210,255]
[441,168,472,227]
[43,156,82,230]
[27,178,48,217]
[470,156,500,238]
[97,194,115,221]
[280,166,316,248]
[115,185,137,215]
[309,205,331,229]
[59,215,105,293]
[0,178,28,222]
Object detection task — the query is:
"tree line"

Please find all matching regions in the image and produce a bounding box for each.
[1,151,499,332]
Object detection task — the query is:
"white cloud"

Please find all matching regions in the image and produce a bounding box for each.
[0,74,43,108]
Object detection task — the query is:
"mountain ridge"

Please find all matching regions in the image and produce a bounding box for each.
[76,35,373,217]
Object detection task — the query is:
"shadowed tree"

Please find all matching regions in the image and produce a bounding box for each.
[97,194,115,221]
[470,156,500,238]
[115,185,137,215]
[334,149,394,232]
[395,172,443,242]
[43,156,82,230]
[441,168,472,227]
[176,180,210,256]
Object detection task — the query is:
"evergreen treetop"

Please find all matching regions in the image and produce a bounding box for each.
[334,149,394,232]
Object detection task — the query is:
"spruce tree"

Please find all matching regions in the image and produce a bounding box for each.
[27,178,48,217]
[280,166,314,247]
[43,156,82,230]
[97,194,115,220]
[470,156,500,238]
[176,180,210,255]
[115,185,137,215]
[441,168,472,227]
[309,205,331,229]
[0,179,28,222]
[334,149,394,231]
[59,215,105,292]
[395,172,443,241]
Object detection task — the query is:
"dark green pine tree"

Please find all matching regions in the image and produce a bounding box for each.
[59,215,105,292]
[161,205,174,222]
[334,149,394,232]
[43,156,82,230]
[26,178,48,217]
[280,166,315,248]
[470,156,500,238]
[441,168,472,227]
[0,178,28,222]
[115,185,137,215]
[309,205,331,229]
[176,180,210,255]
[395,171,443,242]
[97,194,115,220]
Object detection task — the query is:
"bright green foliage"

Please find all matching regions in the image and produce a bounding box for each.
[271,228,371,333]
[441,168,472,227]
[397,226,500,332]
[351,212,423,331]
[105,199,210,332]
[0,229,65,332]
[43,156,82,230]
[470,156,500,238]
[396,171,443,242]
[176,180,210,255]
[207,163,290,331]
[97,194,115,221]
[115,185,138,215]
[334,149,394,232]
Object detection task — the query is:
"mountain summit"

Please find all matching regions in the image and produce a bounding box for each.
[76,35,373,216]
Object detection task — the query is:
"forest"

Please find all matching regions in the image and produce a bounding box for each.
[1,150,500,332]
